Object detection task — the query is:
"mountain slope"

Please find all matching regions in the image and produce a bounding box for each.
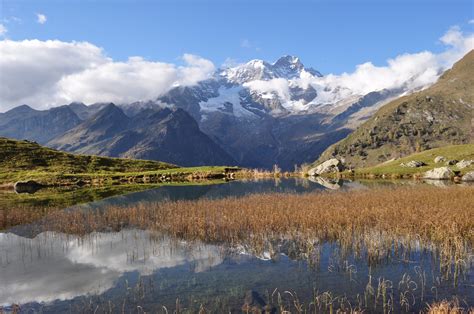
[0,105,82,144]
[156,55,407,169]
[48,105,236,167]
[317,50,474,168]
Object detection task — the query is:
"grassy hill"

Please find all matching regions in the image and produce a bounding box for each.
[0,137,236,185]
[348,144,474,178]
[316,50,474,168]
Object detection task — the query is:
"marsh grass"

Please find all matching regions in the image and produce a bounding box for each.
[39,186,474,270]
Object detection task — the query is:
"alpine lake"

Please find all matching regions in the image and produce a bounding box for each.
[1,178,473,313]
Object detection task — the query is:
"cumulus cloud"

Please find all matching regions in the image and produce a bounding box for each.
[0,26,472,112]
[0,40,215,111]
[246,25,473,106]
[244,78,290,100]
[0,24,7,37]
[36,13,47,24]
[311,25,473,103]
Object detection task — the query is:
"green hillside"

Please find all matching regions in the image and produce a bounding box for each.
[317,50,474,168]
[0,137,235,185]
[351,144,474,177]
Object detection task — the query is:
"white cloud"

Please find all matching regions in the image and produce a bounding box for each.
[245,25,473,107]
[315,25,473,100]
[0,24,7,37]
[36,13,47,24]
[469,19,474,25]
[0,26,472,113]
[0,40,215,111]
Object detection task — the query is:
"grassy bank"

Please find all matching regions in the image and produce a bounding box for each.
[0,137,239,186]
[332,144,474,179]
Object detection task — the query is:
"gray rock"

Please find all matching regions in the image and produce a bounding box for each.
[434,156,445,163]
[14,180,44,194]
[461,171,474,182]
[455,160,474,169]
[400,160,426,168]
[445,159,459,166]
[308,158,345,176]
[423,167,454,180]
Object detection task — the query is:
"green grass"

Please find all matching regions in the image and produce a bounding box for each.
[0,137,238,185]
[350,144,474,177]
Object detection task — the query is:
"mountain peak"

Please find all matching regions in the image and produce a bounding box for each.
[274,55,302,67]
[221,55,321,83]
[5,104,35,114]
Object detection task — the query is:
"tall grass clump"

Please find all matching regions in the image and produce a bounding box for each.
[39,186,474,272]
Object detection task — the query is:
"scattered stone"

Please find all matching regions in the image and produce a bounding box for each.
[455,160,474,169]
[400,160,426,168]
[434,156,445,163]
[308,158,345,176]
[445,160,458,166]
[423,167,454,180]
[461,171,474,182]
[14,180,44,194]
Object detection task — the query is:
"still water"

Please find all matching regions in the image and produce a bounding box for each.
[1,178,472,313]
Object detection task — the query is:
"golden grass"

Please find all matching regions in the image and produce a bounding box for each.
[40,186,474,271]
[427,299,473,314]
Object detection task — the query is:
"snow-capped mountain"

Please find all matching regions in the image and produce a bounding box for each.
[1,55,428,170]
[151,55,410,169]
[220,55,322,84]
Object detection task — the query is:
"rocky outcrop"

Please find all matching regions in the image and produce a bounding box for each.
[456,160,474,169]
[308,158,345,176]
[434,156,445,163]
[400,160,425,168]
[461,171,474,181]
[423,167,454,180]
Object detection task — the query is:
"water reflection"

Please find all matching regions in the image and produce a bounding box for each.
[0,230,223,306]
[1,227,472,312]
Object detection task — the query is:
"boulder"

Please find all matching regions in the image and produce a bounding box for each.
[308,158,345,176]
[434,156,445,163]
[400,160,425,168]
[423,167,454,180]
[455,160,474,169]
[461,171,474,182]
[445,159,458,166]
[14,180,44,194]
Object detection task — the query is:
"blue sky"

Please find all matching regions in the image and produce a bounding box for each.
[1,0,473,74]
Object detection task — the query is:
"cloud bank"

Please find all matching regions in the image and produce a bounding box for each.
[0,26,472,112]
[245,25,473,107]
[0,40,215,111]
